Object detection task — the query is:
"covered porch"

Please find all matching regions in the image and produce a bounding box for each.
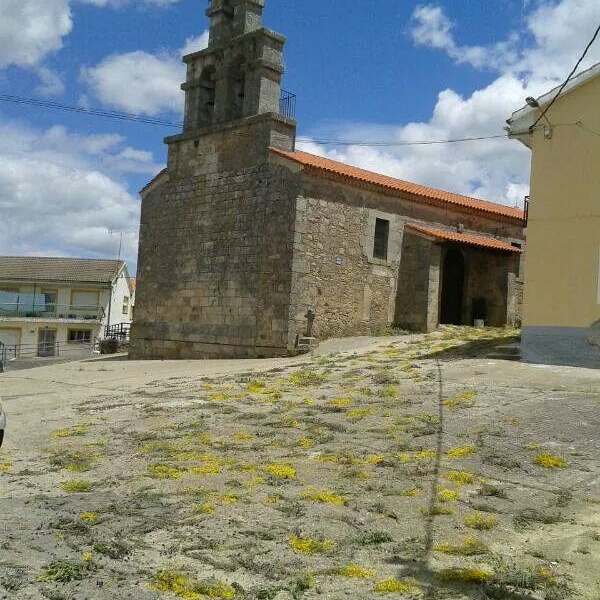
[394,223,523,332]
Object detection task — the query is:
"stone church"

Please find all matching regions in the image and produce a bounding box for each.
[130,0,525,359]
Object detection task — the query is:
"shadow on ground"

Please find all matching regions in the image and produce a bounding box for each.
[420,334,521,362]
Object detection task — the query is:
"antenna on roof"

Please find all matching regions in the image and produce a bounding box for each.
[108,230,137,261]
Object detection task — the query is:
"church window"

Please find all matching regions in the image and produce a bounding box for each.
[373,218,390,260]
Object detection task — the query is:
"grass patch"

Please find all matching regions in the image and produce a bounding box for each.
[442,470,475,486]
[378,385,398,398]
[442,391,477,410]
[374,578,421,594]
[513,508,563,529]
[50,423,91,439]
[79,512,98,524]
[533,452,568,469]
[422,504,455,516]
[437,488,459,502]
[92,538,130,559]
[266,462,296,480]
[148,463,185,479]
[60,479,92,492]
[478,484,509,499]
[446,444,476,458]
[38,559,88,582]
[464,512,497,530]
[337,563,376,578]
[49,448,98,472]
[328,397,352,406]
[396,487,422,497]
[353,531,394,546]
[346,407,373,419]
[246,380,267,393]
[435,567,492,584]
[289,369,327,387]
[300,487,347,505]
[153,570,236,599]
[289,534,334,554]
[433,536,489,555]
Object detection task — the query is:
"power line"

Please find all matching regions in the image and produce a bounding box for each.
[306,133,510,146]
[0,93,518,148]
[0,94,182,128]
[531,23,600,130]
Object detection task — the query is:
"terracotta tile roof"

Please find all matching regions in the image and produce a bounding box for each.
[140,168,168,195]
[0,256,125,284]
[404,223,523,253]
[270,148,524,223]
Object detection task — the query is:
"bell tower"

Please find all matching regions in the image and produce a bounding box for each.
[131,0,298,361]
[180,0,293,138]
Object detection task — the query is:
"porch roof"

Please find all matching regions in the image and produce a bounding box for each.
[404,223,523,253]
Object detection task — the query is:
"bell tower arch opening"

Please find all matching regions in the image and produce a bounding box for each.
[228,57,246,120]
[198,65,217,126]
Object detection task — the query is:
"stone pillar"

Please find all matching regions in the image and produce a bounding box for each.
[232,0,265,35]
[206,0,235,47]
[395,231,440,332]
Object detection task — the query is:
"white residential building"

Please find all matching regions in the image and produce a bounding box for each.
[0,257,132,359]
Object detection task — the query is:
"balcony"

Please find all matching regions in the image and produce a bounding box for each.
[0,302,103,322]
[279,90,296,120]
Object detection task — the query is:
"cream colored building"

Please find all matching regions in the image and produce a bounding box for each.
[0,257,132,362]
[507,62,600,367]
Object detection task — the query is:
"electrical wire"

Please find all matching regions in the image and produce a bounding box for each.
[0,93,517,147]
[0,94,182,128]
[576,121,600,138]
[304,133,510,146]
[531,23,600,130]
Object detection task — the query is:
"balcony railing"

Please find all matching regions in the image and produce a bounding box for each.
[279,89,296,119]
[0,303,103,321]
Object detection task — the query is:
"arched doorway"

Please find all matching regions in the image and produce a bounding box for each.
[440,248,465,325]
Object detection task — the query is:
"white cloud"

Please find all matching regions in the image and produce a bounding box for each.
[0,0,186,71]
[411,0,600,77]
[33,66,66,97]
[81,51,185,115]
[0,121,163,267]
[0,0,73,69]
[82,32,209,115]
[299,0,600,207]
[80,0,181,5]
[411,5,519,70]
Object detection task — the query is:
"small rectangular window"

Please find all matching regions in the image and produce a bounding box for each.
[373,218,390,260]
[122,296,130,315]
[68,330,92,343]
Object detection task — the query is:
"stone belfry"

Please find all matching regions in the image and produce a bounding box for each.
[130,0,299,360]
[182,0,292,136]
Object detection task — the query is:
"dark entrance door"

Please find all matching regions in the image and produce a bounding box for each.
[440,248,465,325]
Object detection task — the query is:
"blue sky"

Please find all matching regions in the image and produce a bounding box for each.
[0,0,599,270]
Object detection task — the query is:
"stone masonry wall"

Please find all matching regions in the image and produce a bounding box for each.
[288,197,402,342]
[131,116,298,359]
[285,171,524,343]
[394,232,441,332]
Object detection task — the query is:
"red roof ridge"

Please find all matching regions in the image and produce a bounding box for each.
[404,223,522,253]
[270,148,524,223]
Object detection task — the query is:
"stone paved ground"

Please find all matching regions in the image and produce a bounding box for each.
[0,328,599,600]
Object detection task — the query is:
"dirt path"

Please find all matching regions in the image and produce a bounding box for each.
[1,328,599,600]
